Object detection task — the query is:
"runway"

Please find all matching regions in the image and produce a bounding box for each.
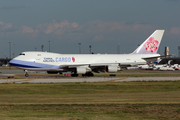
[1,76,180,83]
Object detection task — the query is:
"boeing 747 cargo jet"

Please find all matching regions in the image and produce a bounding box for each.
[10,30,165,77]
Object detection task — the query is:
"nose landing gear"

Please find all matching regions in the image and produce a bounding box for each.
[24,70,29,77]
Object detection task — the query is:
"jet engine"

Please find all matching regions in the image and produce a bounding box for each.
[76,66,92,74]
[106,65,120,73]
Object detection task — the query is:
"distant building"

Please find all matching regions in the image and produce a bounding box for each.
[165,46,169,58]
[0,58,11,66]
[159,57,180,65]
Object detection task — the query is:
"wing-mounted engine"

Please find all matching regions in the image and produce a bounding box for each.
[76,66,92,74]
[106,65,121,73]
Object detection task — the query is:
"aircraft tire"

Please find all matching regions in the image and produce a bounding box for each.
[25,73,29,77]
[82,72,94,77]
[88,72,94,76]
[71,74,78,77]
[109,74,116,77]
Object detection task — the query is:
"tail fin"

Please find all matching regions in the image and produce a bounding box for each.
[132,30,165,54]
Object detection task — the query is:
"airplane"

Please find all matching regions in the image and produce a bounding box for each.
[158,65,175,71]
[152,60,174,71]
[138,64,154,70]
[9,30,165,77]
[139,60,180,71]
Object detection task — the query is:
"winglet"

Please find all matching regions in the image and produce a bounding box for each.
[132,30,165,54]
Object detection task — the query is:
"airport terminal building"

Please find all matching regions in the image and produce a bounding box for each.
[159,57,180,64]
[0,58,11,66]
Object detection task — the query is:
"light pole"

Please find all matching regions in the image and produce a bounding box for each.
[41,45,44,52]
[9,42,11,59]
[13,43,15,58]
[89,45,91,54]
[117,43,120,54]
[48,41,50,52]
[78,43,81,54]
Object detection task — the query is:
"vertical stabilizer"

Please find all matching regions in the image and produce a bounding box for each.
[132,30,165,54]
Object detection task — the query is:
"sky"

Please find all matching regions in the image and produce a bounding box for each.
[0,0,180,58]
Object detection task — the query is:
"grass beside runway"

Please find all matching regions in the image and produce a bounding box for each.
[0,103,180,120]
[0,82,180,119]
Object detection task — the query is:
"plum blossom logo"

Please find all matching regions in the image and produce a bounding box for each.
[144,37,159,53]
[72,57,75,62]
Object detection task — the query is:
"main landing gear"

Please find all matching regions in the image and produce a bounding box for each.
[82,72,94,77]
[71,74,79,77]
[71,72,94,77]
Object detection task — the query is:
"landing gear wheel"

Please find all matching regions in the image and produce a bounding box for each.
[88,72,94,76]
[109,74,116,77]
[25,73,29,77]
[71,74,78,77]
[82,72,94,77]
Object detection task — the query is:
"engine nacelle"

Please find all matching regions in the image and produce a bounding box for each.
[106,65,119,73]
[76,66,92,74]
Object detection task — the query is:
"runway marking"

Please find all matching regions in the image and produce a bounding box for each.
[6,79,34,83]
[104,77,127,82]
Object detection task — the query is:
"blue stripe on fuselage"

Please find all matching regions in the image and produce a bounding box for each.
[9,59,59,69]
[10,62,40,68]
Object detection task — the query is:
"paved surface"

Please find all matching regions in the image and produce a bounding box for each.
[0,77,180,83]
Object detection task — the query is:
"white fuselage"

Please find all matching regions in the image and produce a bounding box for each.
[10,51,160,72]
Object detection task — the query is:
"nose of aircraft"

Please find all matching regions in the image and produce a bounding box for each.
[9,59,17,66]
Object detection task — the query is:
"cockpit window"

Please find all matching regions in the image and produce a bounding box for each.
[19,53,25,55]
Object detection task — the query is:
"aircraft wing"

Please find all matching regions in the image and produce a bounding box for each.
[59,62,144,73]
[142,56,160,60]
[59,63,119,68]
[142,56,160,64]
[142,54,175,60]
[59,63,90,68]
[142,55,175,63]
